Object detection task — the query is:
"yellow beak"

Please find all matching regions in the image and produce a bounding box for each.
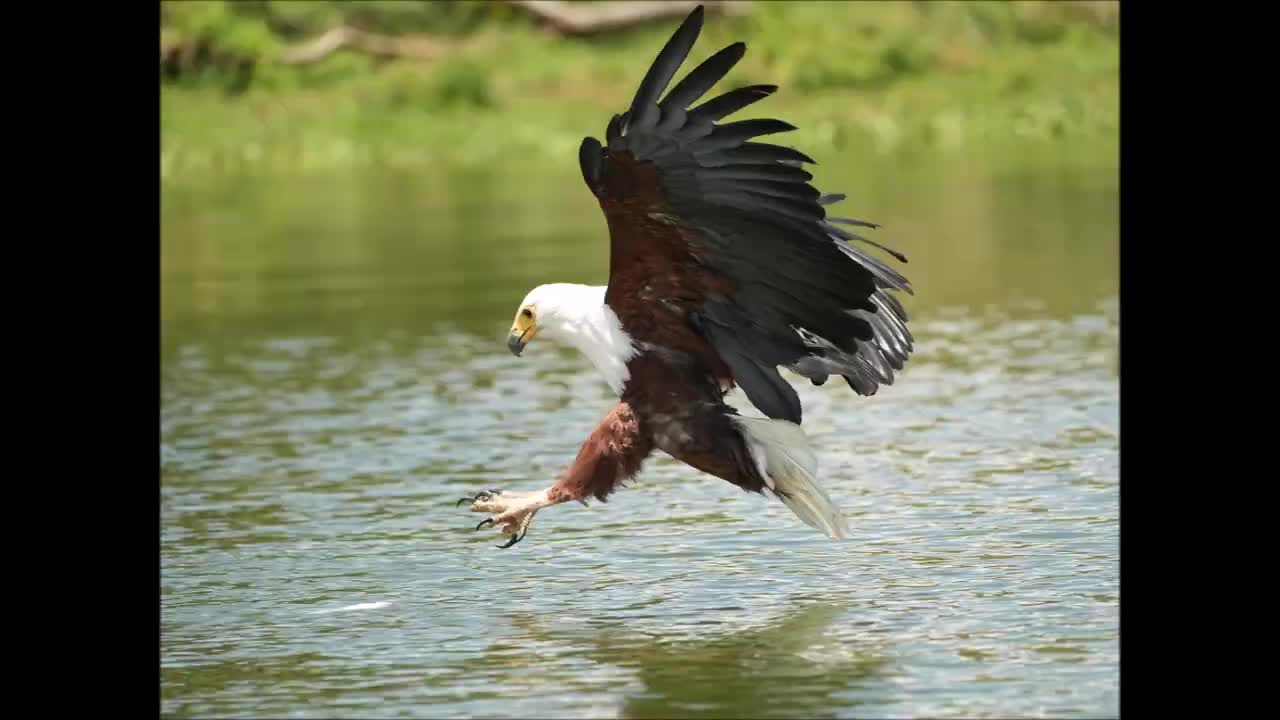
[508,311,537,356]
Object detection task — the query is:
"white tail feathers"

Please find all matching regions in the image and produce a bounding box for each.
[731,416,850,540]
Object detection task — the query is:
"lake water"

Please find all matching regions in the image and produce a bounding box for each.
[161,146,1119,718]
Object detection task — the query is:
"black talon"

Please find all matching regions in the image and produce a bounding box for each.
[457,489,504,508]
[498,525,530,549]
[475,518,494,531]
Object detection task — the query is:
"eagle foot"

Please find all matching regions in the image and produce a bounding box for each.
[458,489,549,549]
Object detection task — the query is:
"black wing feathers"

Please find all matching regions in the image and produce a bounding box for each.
[687,85,777,124]
[626,5,705,134]
[695,305,803,425]
[658,42,747,118]
[699,165,813,183]
[579,137,604,194]
[584,5,916,419]
[717,179,820,202]
[698,119,797,153]
[693,143,816,170]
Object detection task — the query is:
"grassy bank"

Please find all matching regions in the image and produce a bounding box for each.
[160,1,1119,180]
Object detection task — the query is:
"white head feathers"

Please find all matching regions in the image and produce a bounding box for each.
[513,283,637,395]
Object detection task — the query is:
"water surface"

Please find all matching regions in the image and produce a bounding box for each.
[161,147,1119,718]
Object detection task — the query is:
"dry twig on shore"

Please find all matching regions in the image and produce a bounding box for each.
[507,1,748,36]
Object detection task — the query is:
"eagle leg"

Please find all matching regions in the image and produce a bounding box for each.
[457,401,652,548]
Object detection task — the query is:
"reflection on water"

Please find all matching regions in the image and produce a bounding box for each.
[161,148,1118,718]
[503,602,894,720]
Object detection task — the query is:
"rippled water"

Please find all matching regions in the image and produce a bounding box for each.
[162,149,1119,718]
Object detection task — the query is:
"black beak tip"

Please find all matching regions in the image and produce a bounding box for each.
[507,335,525,357]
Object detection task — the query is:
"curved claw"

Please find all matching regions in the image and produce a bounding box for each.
[475,518,494,531]
[456,489,504,508]
[497,531,525,549]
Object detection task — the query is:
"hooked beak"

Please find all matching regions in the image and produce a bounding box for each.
[508,310,537,356]
[508,330,528,356]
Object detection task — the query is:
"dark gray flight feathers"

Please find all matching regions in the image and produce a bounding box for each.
[580,4,915,425]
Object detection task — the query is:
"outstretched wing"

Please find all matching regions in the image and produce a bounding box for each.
[578,5,914,425]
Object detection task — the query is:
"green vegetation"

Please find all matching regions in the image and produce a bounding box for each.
[160,1,1119,180]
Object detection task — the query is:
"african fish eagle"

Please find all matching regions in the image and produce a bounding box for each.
[457,5,914,548]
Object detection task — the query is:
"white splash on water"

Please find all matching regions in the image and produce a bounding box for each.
[309,601,393,615]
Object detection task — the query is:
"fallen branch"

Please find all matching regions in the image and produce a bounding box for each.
[276,1,749,66]
[279,26,452,65]
[507,0,749,36]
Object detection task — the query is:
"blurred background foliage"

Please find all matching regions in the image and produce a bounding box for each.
[160,0,1118,178]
